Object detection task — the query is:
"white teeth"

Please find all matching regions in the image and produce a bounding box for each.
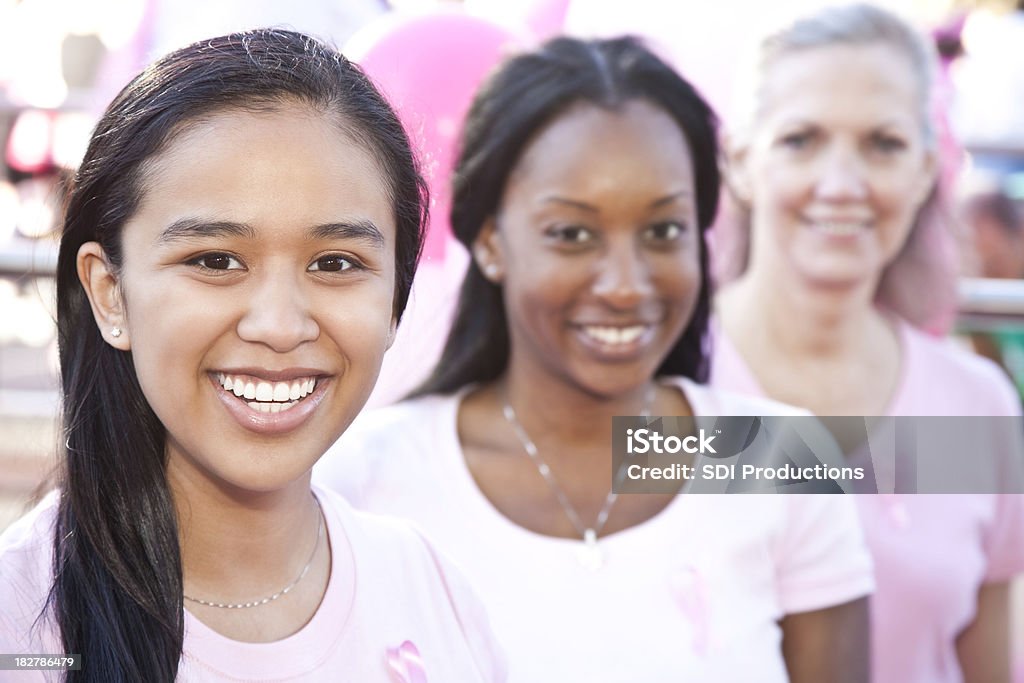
[583,325,646,346]
[255,382,273,401]
[218,373,318,410]
[247,400,299,413]
[813,221,866,235]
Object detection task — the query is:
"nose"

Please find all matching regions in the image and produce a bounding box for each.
[815,143,868,201]
[592,237,654,309]
[236,272,319,352]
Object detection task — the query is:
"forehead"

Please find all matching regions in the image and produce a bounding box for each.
[507,99,695,197]
[133,104,395,241]
[758,43,922,127]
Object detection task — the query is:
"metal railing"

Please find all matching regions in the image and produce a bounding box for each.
[958,278,1024,331]
[0,241,58,277]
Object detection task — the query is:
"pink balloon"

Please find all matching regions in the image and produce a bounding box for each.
[346,10,523,262]
[523,0,571,40]
[465,0,570,42]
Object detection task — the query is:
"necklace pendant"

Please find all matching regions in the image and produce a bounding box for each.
[577,528,604,571]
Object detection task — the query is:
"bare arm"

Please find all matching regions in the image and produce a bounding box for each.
[956,581,1011,683]
[781,597,870,683]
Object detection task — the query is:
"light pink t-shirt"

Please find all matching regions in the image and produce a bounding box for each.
[0,486,506,682]
[315,378,874,683]
[711,319,1024,683]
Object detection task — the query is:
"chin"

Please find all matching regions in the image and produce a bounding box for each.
[569,366,654,401]
[795,260,877,291]
[220,468,313,495]
[200,448,320,495]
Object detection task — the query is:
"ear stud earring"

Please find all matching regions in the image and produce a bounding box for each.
[484,264,500,279]
[111,327,122,338]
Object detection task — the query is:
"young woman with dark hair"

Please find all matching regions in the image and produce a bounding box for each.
[0,29,504,682]
[318,36,872,682]
[417,35,722,395]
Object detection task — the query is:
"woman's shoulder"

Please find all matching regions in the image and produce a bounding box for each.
[316,485,471,590]
[340,392,458,446]
[0,490,58,568]
[666,376,810,417]
[314,488,456,604]
[313,486,507,679]
[899,322,1022,415]
[314,392,462,501]
[902,322,1011,382]
[0,491,61,652]
[317,485,423,541]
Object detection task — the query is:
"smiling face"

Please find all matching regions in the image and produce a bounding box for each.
[80,103,397,493]
[733,43,936,291]
[475,99,701,399]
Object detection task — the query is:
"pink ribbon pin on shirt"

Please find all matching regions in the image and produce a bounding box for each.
[386,640,427,683]
[672,565,711,655]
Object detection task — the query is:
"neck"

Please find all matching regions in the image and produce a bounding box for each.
[501,357,655,450]
[725,261,882,359]
[167,457,321,604]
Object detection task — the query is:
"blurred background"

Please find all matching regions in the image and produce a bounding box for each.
[0,0,1021,554]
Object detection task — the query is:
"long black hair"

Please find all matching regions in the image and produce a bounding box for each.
[416,36,720,397]
[51,29,426,682]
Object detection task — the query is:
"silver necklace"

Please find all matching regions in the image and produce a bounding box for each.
[183,497,324,609]
[502,387,654,570]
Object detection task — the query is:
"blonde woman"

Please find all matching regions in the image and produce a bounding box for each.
[713,5,1024,682]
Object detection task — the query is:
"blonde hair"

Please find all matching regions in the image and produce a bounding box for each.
[718,3,957,331]
[733,3,937,145]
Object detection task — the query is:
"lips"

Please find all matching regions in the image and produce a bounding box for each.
[209,369,329,434]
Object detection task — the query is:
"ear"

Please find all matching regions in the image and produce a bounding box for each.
[723,133,753,206]
[77,242,131,350]
[913,148,940,208]
[472,217,506,283]
[385,319,398,351]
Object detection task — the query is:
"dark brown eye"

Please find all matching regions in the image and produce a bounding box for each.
[309,255,355,272]
[646,221,686,241]
[780,131,814,150]
[871,134,907,153]
[546,225,594,244]
[188,253,242,270]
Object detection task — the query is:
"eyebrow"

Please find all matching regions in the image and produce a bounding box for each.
[873,120,914,131]
[308,220,385,247]
[542,196,600,213]
[778,117,912,131]
[158,218,256,243]
[648,191,693,209]
[157,218,385,248]
[541,190,693,213]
